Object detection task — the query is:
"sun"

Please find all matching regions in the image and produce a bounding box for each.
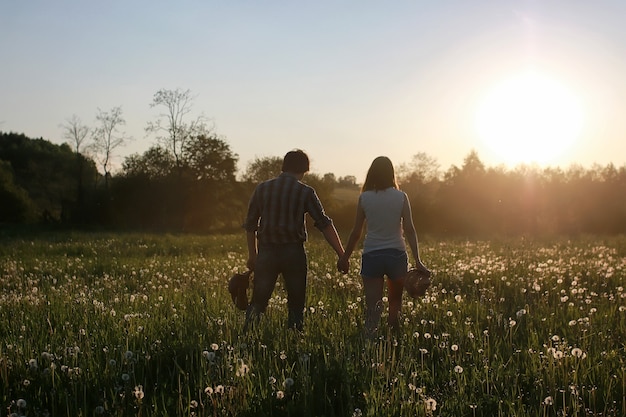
[475,71,584,166]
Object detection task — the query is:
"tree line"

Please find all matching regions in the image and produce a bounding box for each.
[2,86,626,236]
[3,130,626,237]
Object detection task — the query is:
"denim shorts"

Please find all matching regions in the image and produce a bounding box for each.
[360,248,408,280]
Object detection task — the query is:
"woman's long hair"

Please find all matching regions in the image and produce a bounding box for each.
[362,156,398,192]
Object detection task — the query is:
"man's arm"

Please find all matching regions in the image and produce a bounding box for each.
[320,223,345,258]
[337,203,365,274]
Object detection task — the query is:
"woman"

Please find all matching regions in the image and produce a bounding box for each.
[338,156,430,336]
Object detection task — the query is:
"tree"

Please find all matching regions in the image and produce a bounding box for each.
[91,106,128,185]
[61,114,90,154]
[184,134,238,181]
[146,88,208,175]
[242,156,283,183]
[398,152,441,184]
[338,175,357,187]
[61,114,92,210]
[122,146,175,179]
[0,160,36,223]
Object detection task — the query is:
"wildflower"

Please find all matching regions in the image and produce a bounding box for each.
[211,343,219,351]
[16,399,27,409]
[509,319,516,327]
[424,398,437,411]
[269,376,276,384]
[571,347,585,358]
[280,351,287,360]
[544,396,553,405]
[124,350,133,360]
[276,390,285,399]
[424,333,431,339]
[28,358,38,370]
[451,344,459,352]
[353,408,363,417]
[236,362,250,377]
[190,400,198,408]
[215,385,225,394]
[413,332,420,339]
[454,365,464,374]
[205,386,214,395]
[133,385,144,400]
[455,295,462,302]
[121,373,131,382]
[23,379,30,387]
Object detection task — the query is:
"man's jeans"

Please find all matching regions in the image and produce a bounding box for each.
[244,242,307,331]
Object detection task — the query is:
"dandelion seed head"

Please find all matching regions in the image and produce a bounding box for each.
[424,398,437,411]
[133,385,144,400]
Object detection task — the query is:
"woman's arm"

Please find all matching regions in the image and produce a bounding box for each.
[337,202,366,273]
[402,194,428,270]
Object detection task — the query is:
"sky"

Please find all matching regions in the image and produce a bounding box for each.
[2,1,626,182]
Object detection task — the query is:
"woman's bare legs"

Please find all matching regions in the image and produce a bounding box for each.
[387,277,405,330]
[362,276,384,336]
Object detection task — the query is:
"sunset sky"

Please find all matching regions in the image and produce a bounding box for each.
[2,1,625,181]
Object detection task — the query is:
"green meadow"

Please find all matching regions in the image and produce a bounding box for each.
[0,232,624,416]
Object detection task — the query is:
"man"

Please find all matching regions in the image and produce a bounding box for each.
[243,149,345,332]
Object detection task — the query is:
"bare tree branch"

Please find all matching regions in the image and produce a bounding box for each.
[60,114,90,155]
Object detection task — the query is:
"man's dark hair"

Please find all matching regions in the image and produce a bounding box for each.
[281,149,310,173]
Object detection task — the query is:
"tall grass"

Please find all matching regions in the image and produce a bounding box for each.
[0,232,624,416]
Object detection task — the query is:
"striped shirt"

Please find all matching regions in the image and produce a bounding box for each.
[244,173,333,244]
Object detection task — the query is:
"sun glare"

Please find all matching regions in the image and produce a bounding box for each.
[475,71,584,166]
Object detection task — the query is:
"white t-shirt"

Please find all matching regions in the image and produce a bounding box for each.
[359,187,408,254]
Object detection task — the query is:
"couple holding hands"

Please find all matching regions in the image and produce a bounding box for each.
[241,150,431,336]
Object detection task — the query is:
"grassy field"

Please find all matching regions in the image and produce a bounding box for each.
[0,232,625,416]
